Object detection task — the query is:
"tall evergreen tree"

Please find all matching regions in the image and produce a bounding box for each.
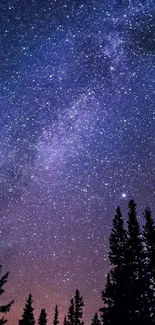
[67,298,74,325]
[127,200,143,275]
[100,200,154,325]
[74,290,84,325]
[0,265,14,325]
[109,206,127,266]
[100,206,128,325]
[63,316,68,325]
[126,200,147,324]
[143,207,155,322]
[19,294,35,325]
[91,313,101,325]
[38,309,47,325]
[143,207,155,277]
[100,273,116,325]
[53,305,59,325]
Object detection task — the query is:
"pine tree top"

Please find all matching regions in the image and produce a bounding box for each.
[109,206,127,266]
[127,199,142,243]
[143,207,155,274]
[91,313,101,325]
[19,294,35,325]
[38,309,47,325]
[53,305,59,325]
[63,316,67,325]
[74,289,84,325]
[143,208,155,240]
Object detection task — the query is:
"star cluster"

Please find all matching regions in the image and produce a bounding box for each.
[0,0,155,324]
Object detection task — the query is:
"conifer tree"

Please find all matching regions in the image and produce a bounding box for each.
[19,294,35,325]
[53,305,59,325]
[63,316,68,325]
[74,289,84,325]
[100,273,115,325]
[38,309,47,325]
[109,206,127,265]
[143,207,155,278]
[91,313,101,325]
[67,298,74,325]
[100,200,155,325]
[126,200,146,324]
[127,200,143,275]
[143,207,155,322]
[0,265,14,325]
[100,206,128,325]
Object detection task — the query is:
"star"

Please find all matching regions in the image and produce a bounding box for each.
[0,1,154,324]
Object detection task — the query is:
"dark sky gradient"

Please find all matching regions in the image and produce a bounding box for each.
[0,0,155,324]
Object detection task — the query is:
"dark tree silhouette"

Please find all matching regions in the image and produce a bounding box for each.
[143,207,155,322]
[74,289,84,325]
[67,298,74,325]
[143,207,155,278]
[127,200,143,274]
[53,305,59,325]
[100,273,117,325]
[100,200,155,325]
[38,309,47,325]
[91,313,101,325]
[109,206,127,266]
[126,200,147,324]
[63,316,68,325]
[0,265,14,325]
[100,206,128,325]
[19,294,35,325]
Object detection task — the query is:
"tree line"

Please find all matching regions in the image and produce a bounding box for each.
[0,199,155,324]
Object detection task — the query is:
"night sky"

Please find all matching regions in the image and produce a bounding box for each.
[0,0,155,324]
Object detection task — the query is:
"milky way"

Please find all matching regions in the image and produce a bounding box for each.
[0,1,155,324]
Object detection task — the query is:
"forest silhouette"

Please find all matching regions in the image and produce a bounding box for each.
[1,200,155,325]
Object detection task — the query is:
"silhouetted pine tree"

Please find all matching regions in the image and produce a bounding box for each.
[19,294,35,325]
[126,200,147,324]
[127,200,143,275]
[74,290,84,325]
[0,265,14,325]
[100,200,155,325]
[143,207,155,322]
[143,207,155,278]
[100,206,128,325]
[91,313,101,325]
[53,305,59,325]
[100,273,115,325]
[109,206,127,266]
[63,316,68,325]
[38,309,47,325]
[67,298,74,325]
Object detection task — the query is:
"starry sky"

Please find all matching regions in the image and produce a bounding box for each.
[0,0,155,324]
